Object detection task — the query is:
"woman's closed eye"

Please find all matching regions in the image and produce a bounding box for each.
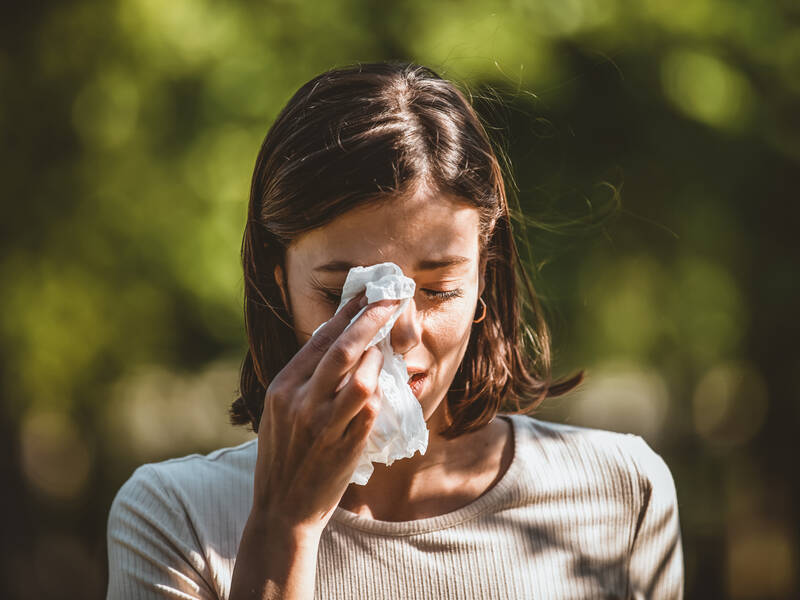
[317,286,463,305]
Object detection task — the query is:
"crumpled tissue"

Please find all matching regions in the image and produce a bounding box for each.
[311,262,429,485]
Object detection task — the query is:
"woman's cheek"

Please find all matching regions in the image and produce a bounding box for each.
[425,309,474,370]
[425,308,465,340]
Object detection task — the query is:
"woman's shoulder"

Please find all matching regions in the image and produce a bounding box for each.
[106,441,256,596]
[110,438,257,520]
[505,414,683,595]
[507,413,678,500]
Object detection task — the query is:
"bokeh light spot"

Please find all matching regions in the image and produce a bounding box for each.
[692,361,767,447]
[726,519,796,598]
[106,359,254,460]
[72,68,140,149]
[569,361,669,440]
[660,49,754,131]
[20,410,91,500]
[117,0,242,72]
[668,257,746,366]
[406,4,556,87]
[579,255,666,358]
[777,30,800,96]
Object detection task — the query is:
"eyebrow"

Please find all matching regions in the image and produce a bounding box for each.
[313,255,471,273]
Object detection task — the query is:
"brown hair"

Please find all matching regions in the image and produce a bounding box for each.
[230,61,583,439]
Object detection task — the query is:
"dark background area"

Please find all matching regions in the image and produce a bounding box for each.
[2,0,799,597]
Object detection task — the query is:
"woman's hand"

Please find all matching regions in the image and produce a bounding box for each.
[231,293,398,599]
[253,292,399,537]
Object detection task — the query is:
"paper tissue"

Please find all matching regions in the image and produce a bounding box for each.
[311,262,429,485]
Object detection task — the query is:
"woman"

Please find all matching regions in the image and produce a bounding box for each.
[107,61,683,599]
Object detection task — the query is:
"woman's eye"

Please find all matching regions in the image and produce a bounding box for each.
[425,288,463,301]
[319,288,463,305]
[321,290,342,304]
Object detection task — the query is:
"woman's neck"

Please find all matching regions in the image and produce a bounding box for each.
[337,415,512,522]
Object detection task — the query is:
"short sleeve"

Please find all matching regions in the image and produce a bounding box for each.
[106,465,217,600]
[625,436,684,600]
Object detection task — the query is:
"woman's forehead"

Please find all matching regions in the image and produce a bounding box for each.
[288,195,481,272]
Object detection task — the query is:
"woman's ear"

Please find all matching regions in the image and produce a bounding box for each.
[478,252,488,298]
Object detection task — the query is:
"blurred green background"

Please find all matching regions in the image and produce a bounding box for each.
[2,0,798,598]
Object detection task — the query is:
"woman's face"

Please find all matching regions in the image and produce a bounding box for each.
[273,187,486,424]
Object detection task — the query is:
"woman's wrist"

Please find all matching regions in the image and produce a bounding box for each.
[248,508,324,550]
[230,511,322,600]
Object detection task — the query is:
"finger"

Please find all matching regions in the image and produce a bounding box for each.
[280,292,367,386]
[342,396,380,452]
[328,345,383,438]
[310,298,400,399]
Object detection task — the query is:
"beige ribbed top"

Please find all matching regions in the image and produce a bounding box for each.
[106,414,683,599]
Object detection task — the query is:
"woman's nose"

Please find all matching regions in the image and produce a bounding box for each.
[390,297,422,357]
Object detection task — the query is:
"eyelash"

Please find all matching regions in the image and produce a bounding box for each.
[320,288,463,304]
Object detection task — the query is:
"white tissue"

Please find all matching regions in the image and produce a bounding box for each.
[311,262,429,485]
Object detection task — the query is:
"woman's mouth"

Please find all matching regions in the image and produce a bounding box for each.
[407,372,427,399]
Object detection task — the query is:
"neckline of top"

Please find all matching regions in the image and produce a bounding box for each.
[330,412,524,536]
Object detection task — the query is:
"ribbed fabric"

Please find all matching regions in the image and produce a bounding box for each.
[106,414,683,599]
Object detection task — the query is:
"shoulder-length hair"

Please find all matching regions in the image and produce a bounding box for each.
[230,61,582,440]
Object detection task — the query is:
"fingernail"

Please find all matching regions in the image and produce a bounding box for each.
[358,294,369,308]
